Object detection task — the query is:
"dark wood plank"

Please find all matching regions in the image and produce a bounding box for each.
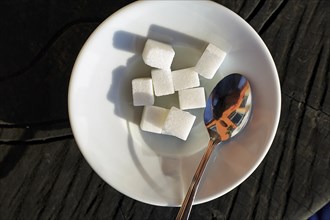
[0,0,329,219]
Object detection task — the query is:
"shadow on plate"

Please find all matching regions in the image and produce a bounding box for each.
[107,24,210,155]
[106,25,216,202]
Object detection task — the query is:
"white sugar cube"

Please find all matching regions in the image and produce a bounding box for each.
[194,43,227,79]
[140,106,169,134]
[162,107,196,140]
[179,87,206,110]
[132,78,154,106]
[151,69,175,96]
[171,68,200,91]
[142,39,175,70]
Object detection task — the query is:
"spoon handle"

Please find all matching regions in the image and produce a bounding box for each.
[176,138,219,220]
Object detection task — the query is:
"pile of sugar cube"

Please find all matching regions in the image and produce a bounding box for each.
[132,39,227,140]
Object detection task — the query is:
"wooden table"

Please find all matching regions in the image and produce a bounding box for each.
[0,0,329,219]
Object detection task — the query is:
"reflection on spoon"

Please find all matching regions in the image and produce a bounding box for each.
[176,73,252,220]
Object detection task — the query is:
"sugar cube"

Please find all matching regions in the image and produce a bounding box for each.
[140,106,169,134]
[194,43,227,79]
[171,68,200,91]
[162,107,196,140]
[132,78,154,106]
[179,87,206,110]
[142,39,175,70]
[151,69,175,96]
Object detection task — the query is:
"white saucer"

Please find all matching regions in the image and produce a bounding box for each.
[68,1,281,206]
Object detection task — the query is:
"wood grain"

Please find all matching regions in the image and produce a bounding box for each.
[0,0,329,219]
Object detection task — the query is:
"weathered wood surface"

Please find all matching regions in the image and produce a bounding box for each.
[0,0,329,219]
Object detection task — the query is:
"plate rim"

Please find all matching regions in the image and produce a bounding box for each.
[68,0,282,206]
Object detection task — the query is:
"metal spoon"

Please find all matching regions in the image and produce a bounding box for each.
[176,73,252,220]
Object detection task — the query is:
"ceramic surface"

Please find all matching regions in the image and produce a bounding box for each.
[68,1,281,206]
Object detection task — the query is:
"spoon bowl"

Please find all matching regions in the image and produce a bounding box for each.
[177,73,252,220]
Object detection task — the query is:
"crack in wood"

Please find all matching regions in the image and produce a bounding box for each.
[258,0,289,35]
[282,92,330,117]
[0,118,69,128]
[245,0,265,23]
[0,134,73,145]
